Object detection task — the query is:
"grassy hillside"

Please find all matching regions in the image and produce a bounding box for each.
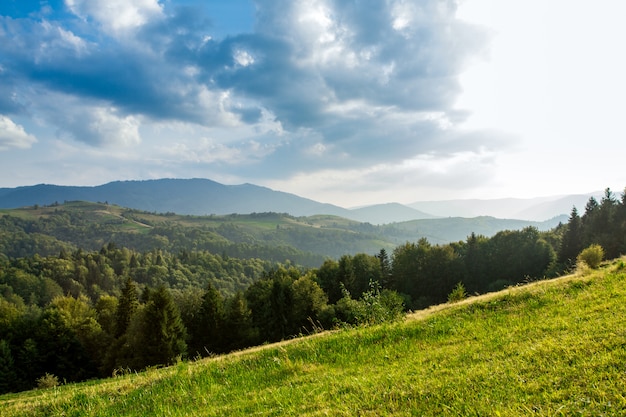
[3,258,626,416]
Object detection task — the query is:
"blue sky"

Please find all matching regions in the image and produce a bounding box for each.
[1,0,625,207]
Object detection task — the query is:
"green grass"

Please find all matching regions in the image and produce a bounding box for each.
[3,259,626,416]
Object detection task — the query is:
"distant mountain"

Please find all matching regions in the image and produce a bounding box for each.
[0,179,347,217]
[0,179,603,224]
[409,192,603,221]
[386,215,568,245]
[347,203,436,224]
[513,193,604,221]
[0,179,432,225]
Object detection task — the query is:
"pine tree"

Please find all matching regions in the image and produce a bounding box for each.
[114,277,138,338]
[189,282,225,356]
[0,340,17,394]
[377,248,393,289]
[558,206,583,266]
[224,291,257,351]
[139,285,187,367]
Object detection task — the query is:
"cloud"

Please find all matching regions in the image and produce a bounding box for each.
[65,0,164,36]
[0,0,503,194]
[0,115,37,150]
[53,105,142,147]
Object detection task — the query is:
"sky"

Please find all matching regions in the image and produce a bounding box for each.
[1,0,625,208]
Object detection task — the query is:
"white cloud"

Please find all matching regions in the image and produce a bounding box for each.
[65,0,164,36]
[266,148,498,206]
[0,116,37,150]
[55,105,142,147]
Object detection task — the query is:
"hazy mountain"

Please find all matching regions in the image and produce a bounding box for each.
[0,179,433,224]
[409,192,603,221]
[347,203,436,224]
[386,215,568,245]
[513,193,604,220]
[0,179,603,224]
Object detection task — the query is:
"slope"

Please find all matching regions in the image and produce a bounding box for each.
[3,258,625,416]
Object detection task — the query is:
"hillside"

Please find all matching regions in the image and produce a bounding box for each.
[0,201,565,262]
[3,259,625,416]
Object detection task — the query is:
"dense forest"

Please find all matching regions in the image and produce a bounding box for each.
[1,188,625,393]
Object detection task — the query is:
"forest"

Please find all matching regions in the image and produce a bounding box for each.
[0,188,625,393]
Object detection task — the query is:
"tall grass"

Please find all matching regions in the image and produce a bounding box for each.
[3,258,626,416]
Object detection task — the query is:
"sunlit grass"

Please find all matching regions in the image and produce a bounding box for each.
[3,258,626,416]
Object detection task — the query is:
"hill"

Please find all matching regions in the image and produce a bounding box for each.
[0,178,595,223]
[3,258,625,416]
[0,201,565,262]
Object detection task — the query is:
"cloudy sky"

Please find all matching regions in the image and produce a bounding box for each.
[1,0,625,207]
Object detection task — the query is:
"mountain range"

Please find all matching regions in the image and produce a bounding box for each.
[0,178,601,224]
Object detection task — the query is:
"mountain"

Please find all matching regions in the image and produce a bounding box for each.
[409,192,603,221]
[347,203,436,224]
[0,178,603,224]
[385,215,567,245]
[513,193,604,220]
[0,179,437,225]
[0,178,348,216]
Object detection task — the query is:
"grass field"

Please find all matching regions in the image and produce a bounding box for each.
[2,259,626,416]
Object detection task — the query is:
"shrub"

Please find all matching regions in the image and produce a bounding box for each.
[577,244,604,269]
[447,282,467,303]
[36,373,59,389]
[334,281,405,326]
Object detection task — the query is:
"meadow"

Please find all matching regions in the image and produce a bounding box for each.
[2,258,626,416]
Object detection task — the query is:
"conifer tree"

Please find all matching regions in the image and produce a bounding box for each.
[0,340,16,394]
[189,282,225,356]
[138,285,187,367]
[224,291,256,351]
[558,206,583,266]
[114,277,138,338]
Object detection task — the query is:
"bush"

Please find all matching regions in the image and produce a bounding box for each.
[577,244,604,269]
[334,281,405,326]
[447,282,467,303]
[36,373,59,389]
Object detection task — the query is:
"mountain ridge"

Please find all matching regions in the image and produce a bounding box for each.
[0,178,600,223]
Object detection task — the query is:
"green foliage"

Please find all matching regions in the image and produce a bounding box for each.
[115,277,138,338]
[4,260,626,416]
[334,281,404,326]
[188,282,225,356]
[137,286,187,367]
[36,373,59,389]
[577,244,604,269]
[447,281,467,303]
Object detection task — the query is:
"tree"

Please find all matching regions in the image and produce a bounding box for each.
[315,259,341,304]
[558,206,583,267]
[136,285,187,367]
[189,282,225,356]
[376,248,393,288]
[0,339,17,393]
[47,295,106,376]
[115,277,138,338]
[577,244,604,269]
[291,273,328,332]
[223,291,256,351]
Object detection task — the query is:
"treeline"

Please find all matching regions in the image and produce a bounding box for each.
[1,188,626,393]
